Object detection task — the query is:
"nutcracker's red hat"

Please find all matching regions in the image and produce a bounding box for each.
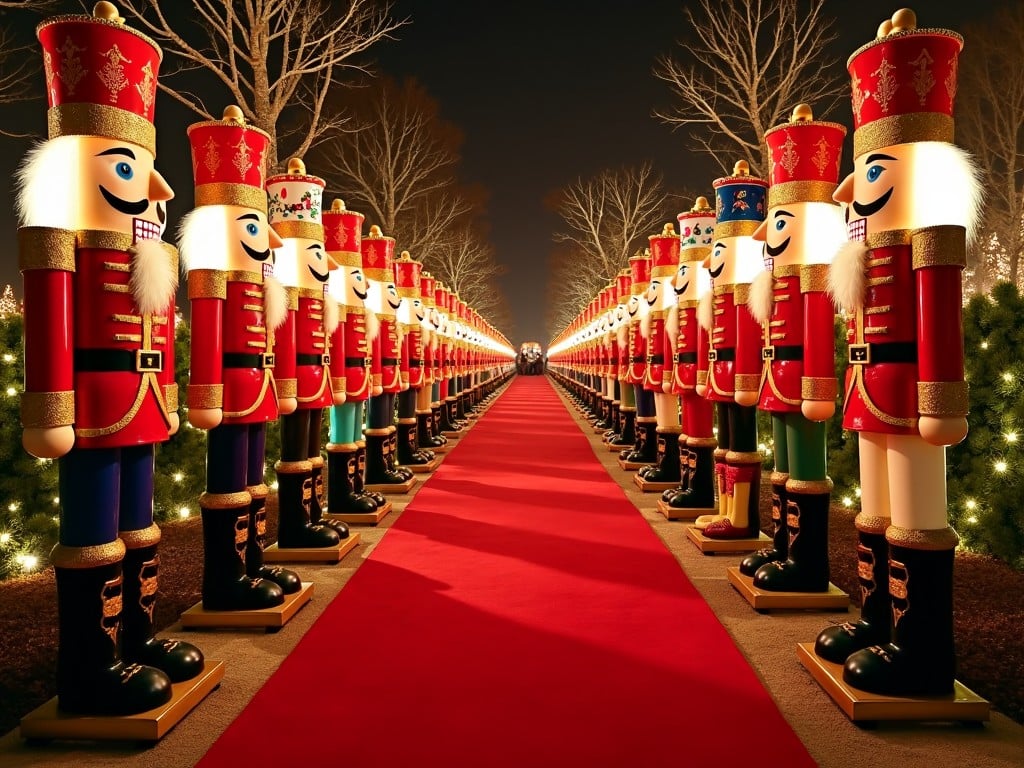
[420,271,436,307]
[266,157,325,241]
[360,224,396,282]
[649,223,681,278]
[764,104,846,207]
[394,250,422,299]
[322,199,365,269]
[435,283,449,314]
[677,196,716,258]
[628,249,651,295]
[186,105,271,212]
[847,8,962,157]
[38,2,162,155]
[615,269,631,302]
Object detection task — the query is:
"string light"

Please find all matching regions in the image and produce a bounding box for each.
[270,480,279,491]
[16,554,38,571]
[178,507,191,519]
[52,496,59,505]
[1006,432,1018,443]
[1002,372,1014,383]
[173,472,184,482]
[965,499,977,510]
[854,487,861,498]
[2,353,12,362]
[842,496,853,507]
[981,341,989,350]
[0,532,10,545]
[994,460,1008,473]
[7,502,17,512]
[5,387,16,396]
[967,515,978,524]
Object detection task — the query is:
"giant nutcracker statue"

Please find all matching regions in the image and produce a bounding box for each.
[694,161,768,540]
[181,106,303,615]
[607,269,636,450]
[266,158,344,552]
[16,2,207,717]
[417,270,448,452]
[811,9,981,698]
[619,250,655,469]
[660,198,718,518]
[637,224,684,490]
[737,104,848,595]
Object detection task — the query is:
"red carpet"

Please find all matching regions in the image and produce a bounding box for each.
[198,376,816,767]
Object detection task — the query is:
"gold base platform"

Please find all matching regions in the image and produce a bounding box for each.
[655,498,715,520]
[180,582,314,630]
[326,504,392,525]
[263,535,359,563]
[404,456,441,473]
[617,457,650,471]
[365,476,417,494]
[726,567,849,612]
[633,474,680,493]
[796,643,990,724]
[20,660,225,743]
[685,526,770,554]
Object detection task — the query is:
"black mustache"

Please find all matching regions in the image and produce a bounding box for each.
[100,186,149,215]
[765,237,791,258]
[308,265,329,283]
[673,281,688,295]
[354,287,367,300]
[852,187,894,218]
[242,241,271,262]
[709,263,724,279]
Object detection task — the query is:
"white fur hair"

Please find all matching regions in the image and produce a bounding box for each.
[909,142,984,245]
[324,297,340,335]
[748,269,774,324]
[697,290,714,332]
[16,137,80,228]
[616,322,628,348]
[828,240,868,315]
[365,308,380,342]
[665,303,679,341]
[130,238,177,316]
[264,275,287,330]
[178,206,230,271]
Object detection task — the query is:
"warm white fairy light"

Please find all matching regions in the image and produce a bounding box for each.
[5,386,16,396]
[758,443,767,452]
[967,515,978,524]
[1006,432,1018,443]
[7,502,17,512]
[52,496,59,505]
[854,487,861,498]
[842,496,853,507]
[1002,372,1014,383]
[981,341,989,350]
[965,499,977,510]
[0,532,11,545]
[2,353,12,362]
[16,554,38,571]
[994,460,1008,473]
[178,506,191,519]
[271,480,279,491]
[173,472,184,482]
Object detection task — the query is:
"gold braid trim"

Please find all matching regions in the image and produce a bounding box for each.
[285,287,299,311]
[854,513,890,535]
[227,270,261,283]
[308,455,325,469]
[119,523,161,550]
[800,264,830,293]
[331,377,347,393]
[164,385,178,412]
[713,447,729,460]
[802,376,838,401]
[911,226,967,270]
[886,525,959,551]
[768,181,838,207]
[734,373,761,391]
[275,459,312,474]
[769,471,790,486]
[774,264,801,278]
[655,425,684,434]
[865,229,911,249]
[364,427,390,436]
[247,483,269,500]
[21,391,74,428]
[48,103,157,156]
[325,442,358,453]
[917,380,969,418]
[714,220,761,239]
[194,183,268,212]
[275,221,323,241]
[188,383,223,410]
[785,477,833,494]
[51,540,125,569]
[277,379,297,399]
[726,450,762,464]
[188,270,228,300]
[687,436,719,448]
[18,227,76,271]
[854,113,954,157]
[199,490,252,509]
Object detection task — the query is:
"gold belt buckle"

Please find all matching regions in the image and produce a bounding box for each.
[135,349,163,372]
[261,353,275,369]
[848,343,871,365]
[708,349,718,362]
[762,346,775,361]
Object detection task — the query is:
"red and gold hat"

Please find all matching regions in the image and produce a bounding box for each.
[764,104,846,206]
[420,271,436,307]
[361,224,396,282]
[615,269,631,302]
[713,161,768,238]
[628,249,651,295]
[187,105,270,212]
[322,199,364,268]
[435,283,449,314]
[266,157,325,241]
[677,196,716,258]
[394,250,422,299]
[848,8,962,156]
[649,223,680,278]
[38,2,162,155]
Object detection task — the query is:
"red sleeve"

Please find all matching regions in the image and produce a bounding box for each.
[22,269,74,397]
[276,299,297,386]
[735,302,762,379]
[187,296,222,404]
[802,279,836,384]
[916,265,964,385]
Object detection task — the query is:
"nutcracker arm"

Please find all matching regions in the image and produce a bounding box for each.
[161,243,180,409]
[186,270,226,412]
[734,285,762,404]
[329,312,347,406]
[801,263,838,420]
[275,287,299,399]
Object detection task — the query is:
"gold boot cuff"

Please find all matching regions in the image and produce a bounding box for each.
[119,523,161,550]
[725,450,763,465]
[199,490,252,509]
[785,477,833,494]
[769,471,790,486]
[275,460,313,474]
[854,513,890,535]
[688,437,719,448]
[326,442,358,453]
[308,455,325,469]
[886,525,959,550]
[51,539,126,569]
[247,483,269,501]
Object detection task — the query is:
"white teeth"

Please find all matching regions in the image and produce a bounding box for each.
[847,218,866,242]
[133,218,161,242]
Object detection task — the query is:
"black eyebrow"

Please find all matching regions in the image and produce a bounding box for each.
[95,147,136,159]
[865,153,898,164]
[306,244,323,250]
[713,241,725,248]
[236,213,260,222]
[775,210,794,218]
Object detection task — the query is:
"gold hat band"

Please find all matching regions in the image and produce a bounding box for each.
[195,183,268,211]
[363,267,390,281]
[397,286,418,298]
[48,103,156,156]
[768,180,838,208]
[854,112,954,157]
[274,220,322,241]
[327,250,361,268]
[713,220,761,239]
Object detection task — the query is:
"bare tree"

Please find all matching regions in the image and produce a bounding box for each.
[428,224,506,318]
[123,0,404,169]
[0,1,54,122]
[958,5,1024,293]
[653,0,844,176]
[544,247,610,340]
[317,76,474,258]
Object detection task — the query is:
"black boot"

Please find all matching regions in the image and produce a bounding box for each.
[397,420,434,465]
[274,462,341,548]
[815,523,891,663]
[430,405,447,442]
[364,431,409,485]
[739,471,790,576]
[53,542,173,715]
[639,427,682,482]
[417,411,445,448]
[843,531,958,696]
[609,407,636,447]
[625,420,658,464]
[388,428,415,479]
[753,479,832,592]
[327,445,377,513]
[121,526,205,682]
[201,492,284,610]
[308,455,349,539]
[246,484,302,593]
[637,428,665,478]
[355,442,387,505]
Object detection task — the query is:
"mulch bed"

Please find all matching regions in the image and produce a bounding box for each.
[0,490,1021,737]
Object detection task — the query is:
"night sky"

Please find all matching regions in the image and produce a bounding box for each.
[0,0,1010,345]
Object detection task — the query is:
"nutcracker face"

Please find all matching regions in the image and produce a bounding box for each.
[226,206,283,272]
[413,298,426,324]
[275,237,330,290]
[753,201,846,267]
[375,281,401,319]
[78,136,173,237]
[710,235,764,284]
[708,238,732,282]
[833,143,913,236]
[644,277,663,310]
[346,268,370,306]
[673,261,691,299]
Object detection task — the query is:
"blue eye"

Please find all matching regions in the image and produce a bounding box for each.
[246,223,258,236]
[775,219,786,231]
[866,164,884,182]
[116,162,133,180]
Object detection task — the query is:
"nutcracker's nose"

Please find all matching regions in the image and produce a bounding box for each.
[752,219,768,242]
[833,173,853,205]
[149,169,173,202]
[268,224,284,249]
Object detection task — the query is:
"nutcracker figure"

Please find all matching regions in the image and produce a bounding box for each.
[661,197,718,513]
[266,158,343,549]
[638,224,684,488]
[394,250,437,469]
[620,250,655,468]
[181,106,301,611]
[608,269,636,448]
[695,161,768,538]
[417,271,447,450]
[322,199,385,514]
[599,282,622,442]
[16,2,203,714]
[815,9,980,696]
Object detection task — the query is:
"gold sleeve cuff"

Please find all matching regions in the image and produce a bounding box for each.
[51,540,125,569]
[734,373,760,391]
[188,383,223,409]
[917,380,969,417]
[119,523,161,549]
[785,477,833,494]
[696,370,708,386]
[188,269,228,300]
[277,379,297,399]
[331,377,346,393]
[285,287,299,311]
[912,226,967,270]
[199,490,252,509]
[21,390,75,428]
[18,227,77,271]
[800,264,830,293]
[802,376,838,401]
[163,384,179,411]
[373,374,383,387]
[886,525,959,550]
[725,450,762,465]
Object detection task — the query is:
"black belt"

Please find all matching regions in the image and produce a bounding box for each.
[848,341,917,365]
[676,352,698,364]
[223,352,275,369]
[647,354,664,365]
[381,357,399,366]
[409,360,422,367]
[344,356,369,368]
[708,348,735,362]
[296,353,329,366]
[631,356,645,363]
[763,345,802,362]
[74,348,163,373]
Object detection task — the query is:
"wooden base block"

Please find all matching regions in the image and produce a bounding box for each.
[655,498,714,520]
[429,443,452,454]
[180,583,314,630]
[633,474,680,493]
[796,643,990,724]
[617,457,650,471]
[726,567,849,611]
[592,424,609,434]
[685,526,770,554]
[20,660,225,743]
[441,430,463,439]
[365,476,417,494]
[327,503,393,525]
[403,455,441,473]
[263,537,353,563]
[606,442,629,452]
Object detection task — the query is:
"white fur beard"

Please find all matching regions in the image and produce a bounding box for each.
[324,297,340,335]
[616,323,628,348]
[395,323,405,347]
[264,275,288,330]
[665,304,679,341]
[828,240,868,314]
[366,308,380,342]
[748,269,774,324]
[130,239,177,316]
[640,310,652,340]
[421,325,433,346]
[697,291,714,332]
